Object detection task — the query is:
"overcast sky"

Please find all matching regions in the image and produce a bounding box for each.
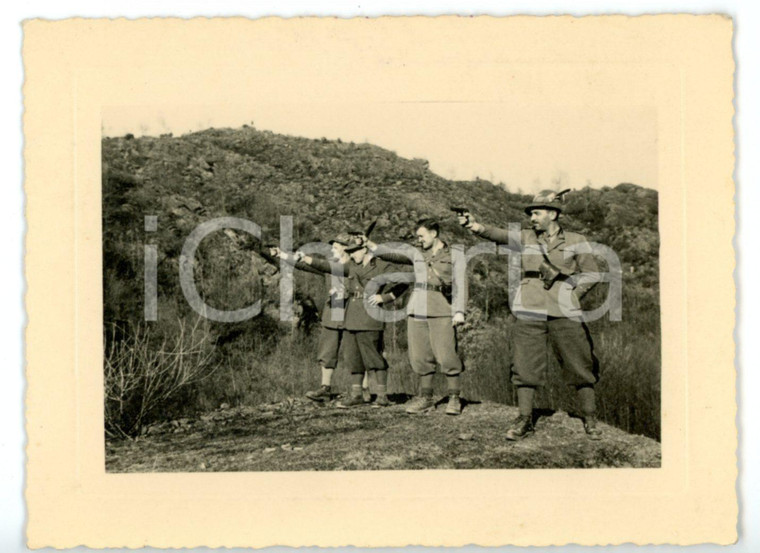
[103,103,658,194]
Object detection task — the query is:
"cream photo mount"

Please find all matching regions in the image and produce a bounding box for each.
[24,16,736,547]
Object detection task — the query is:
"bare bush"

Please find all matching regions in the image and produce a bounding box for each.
[104,317,216,439]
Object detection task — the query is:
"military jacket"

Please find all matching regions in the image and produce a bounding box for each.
[474,225,599,318]
[308,256,408,331]
[292,260,347,330]
[373,242,466,318]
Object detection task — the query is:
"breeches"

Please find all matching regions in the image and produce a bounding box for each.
[317,327,344,369]
[342,330,388,374]
[510,316,599,387]
[407,316,463,376]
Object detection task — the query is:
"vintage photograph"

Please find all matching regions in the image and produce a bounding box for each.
[24,15,736,547]
[102,103,661,471]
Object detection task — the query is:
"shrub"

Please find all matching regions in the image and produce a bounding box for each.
[104,317,216,438]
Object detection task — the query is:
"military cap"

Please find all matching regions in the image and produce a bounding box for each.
[343,235,367,253]
[523,188,572,215]
[328,232,352,247]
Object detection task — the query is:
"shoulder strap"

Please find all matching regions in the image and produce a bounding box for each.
[429,262,451,286]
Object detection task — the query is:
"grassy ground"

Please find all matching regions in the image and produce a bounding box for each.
[106,396,661,472]
[170,305,661,442]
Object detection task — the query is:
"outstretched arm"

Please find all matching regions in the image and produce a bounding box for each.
[457,212,520,248]
[366,240,416,265]
[293,259,325,276]
[301,254,350,277]
[268,247,348,276]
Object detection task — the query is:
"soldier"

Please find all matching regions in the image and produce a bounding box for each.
[297,237,409,408]
[365,218,466,416]
[270,234,372,403]
[459,190,603,440]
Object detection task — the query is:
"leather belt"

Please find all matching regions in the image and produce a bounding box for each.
[523,271,570,281]
[414,282,444,292]
[350,291,365,299]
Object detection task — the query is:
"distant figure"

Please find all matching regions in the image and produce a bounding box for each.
[295,294,320,334]
[460,189,603,440]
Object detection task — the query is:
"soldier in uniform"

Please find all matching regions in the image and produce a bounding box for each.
[270,234,372,403]
[459,190,603,439]
[297,237,408,408]
[365,218,466,416]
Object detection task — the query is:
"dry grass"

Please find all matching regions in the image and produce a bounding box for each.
[172,305,660,441]
[106,399,661,472]
[108,285,660,441]
[104,317,216,438]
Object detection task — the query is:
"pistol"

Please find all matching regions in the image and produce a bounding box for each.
[539,260,562,290]
[260,244,281,259]
[450,206,473,227]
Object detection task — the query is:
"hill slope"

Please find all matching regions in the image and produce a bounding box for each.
[106,397,660,472]
[102,126,659,322]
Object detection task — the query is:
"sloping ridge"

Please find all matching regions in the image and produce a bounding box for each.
[102,125,658,286]
[106,397,661,472]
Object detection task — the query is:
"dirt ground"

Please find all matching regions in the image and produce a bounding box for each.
[106,395,661,472]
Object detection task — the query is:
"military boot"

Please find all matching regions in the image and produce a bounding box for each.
[336,394,365,409]
[505,415,534,440]
[305,385,332,402]
[445,394,462,416]
[372,394,391,408]
[583,416,603,440]
[404,395,435,414]
[362,387,372,404]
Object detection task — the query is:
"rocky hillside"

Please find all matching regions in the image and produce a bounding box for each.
[106,396,660,472]
[103,125,659,324]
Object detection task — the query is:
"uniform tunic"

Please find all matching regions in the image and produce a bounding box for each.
[290,259,347,369]
[373,242,464,377]
[294,260,347,330]
[308,255,407,374]
[473,224,600,387]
